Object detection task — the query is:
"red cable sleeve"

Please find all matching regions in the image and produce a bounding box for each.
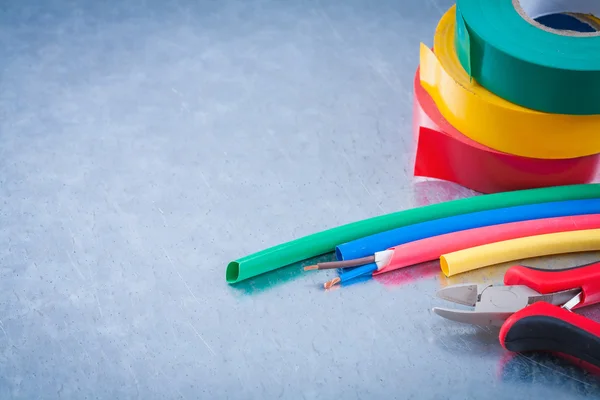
[373,214,600,276]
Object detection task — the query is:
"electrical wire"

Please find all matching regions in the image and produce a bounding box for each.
[304,255,375,271]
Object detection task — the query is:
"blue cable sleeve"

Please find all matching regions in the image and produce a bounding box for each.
[335,199,600,261]
[340,263,378,283]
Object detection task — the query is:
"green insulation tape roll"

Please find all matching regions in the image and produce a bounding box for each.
[226,184,600,284]
[455,0,600,115]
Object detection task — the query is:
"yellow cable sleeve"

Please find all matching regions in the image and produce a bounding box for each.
[419,6,600,159]
[440,228,600,277]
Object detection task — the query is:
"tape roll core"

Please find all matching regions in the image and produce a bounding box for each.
[514,0,600,37]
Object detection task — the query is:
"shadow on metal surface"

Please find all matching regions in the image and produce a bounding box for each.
[229,253,336,295]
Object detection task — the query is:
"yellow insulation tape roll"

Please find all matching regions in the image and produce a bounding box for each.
[440,228,600,277]
[419,6,600,159]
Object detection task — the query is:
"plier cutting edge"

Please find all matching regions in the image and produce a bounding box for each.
[433,261,600,369]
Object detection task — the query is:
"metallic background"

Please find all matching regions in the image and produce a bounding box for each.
[1,0,600,398]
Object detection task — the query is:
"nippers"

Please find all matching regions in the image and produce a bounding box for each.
[433,261,600,368]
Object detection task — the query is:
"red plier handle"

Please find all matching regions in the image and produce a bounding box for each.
[498,262,600,369]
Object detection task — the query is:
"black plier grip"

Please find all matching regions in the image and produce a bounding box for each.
[434,261,600,370]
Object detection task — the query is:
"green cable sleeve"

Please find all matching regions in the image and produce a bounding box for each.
[226,184,600,283]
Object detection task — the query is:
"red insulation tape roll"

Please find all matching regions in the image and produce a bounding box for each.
[412,67,600,194]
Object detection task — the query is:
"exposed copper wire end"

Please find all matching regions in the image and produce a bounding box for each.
[323,277,341,290]
[303,265,318,271]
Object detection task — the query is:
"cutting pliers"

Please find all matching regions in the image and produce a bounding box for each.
[433,261,600,368]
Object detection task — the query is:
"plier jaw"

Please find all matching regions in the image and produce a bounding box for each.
[432,261,600,370]
[433,283,580,327]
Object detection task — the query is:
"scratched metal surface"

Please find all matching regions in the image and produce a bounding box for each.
[1,0,600,398]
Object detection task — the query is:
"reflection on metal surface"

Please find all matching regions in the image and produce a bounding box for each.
[499,353,600,392]
[413,179,480,207]
[372,260,440,287]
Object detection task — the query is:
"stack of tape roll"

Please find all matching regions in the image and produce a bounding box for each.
[413,0,600,194]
